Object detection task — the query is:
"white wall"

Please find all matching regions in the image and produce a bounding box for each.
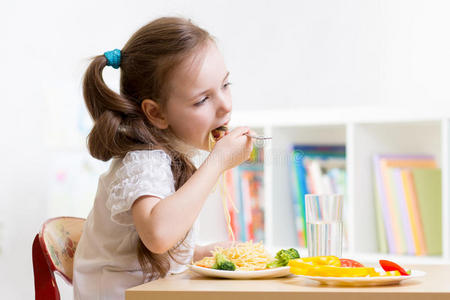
[1,0,450,298]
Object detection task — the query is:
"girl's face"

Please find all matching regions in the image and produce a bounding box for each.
[165,42,232,151]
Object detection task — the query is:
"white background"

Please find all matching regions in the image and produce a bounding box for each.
[1,0,450,298]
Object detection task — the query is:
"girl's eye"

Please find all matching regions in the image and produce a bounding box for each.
[223,82,232,88]
[194,97,209,106]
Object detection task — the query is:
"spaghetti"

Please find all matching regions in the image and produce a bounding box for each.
[209,128,238,241]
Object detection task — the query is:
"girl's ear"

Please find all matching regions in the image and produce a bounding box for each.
[141,99,169,129]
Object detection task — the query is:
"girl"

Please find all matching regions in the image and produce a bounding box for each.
[73,17,253,299]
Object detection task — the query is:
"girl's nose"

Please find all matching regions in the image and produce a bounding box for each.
[216,93,232,115]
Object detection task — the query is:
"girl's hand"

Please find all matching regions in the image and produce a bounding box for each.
[194,240,236,261]
[208,126,253,172]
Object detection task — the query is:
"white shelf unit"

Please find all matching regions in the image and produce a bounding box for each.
[230,108,450,265]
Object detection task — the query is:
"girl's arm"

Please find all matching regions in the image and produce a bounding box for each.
[132,158,221,254]
[131,127,252,254]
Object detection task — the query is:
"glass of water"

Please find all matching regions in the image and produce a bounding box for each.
[305,194,343,257]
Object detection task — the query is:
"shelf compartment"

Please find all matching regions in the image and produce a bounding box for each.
[349,120,442,256]
[267,124,347,248]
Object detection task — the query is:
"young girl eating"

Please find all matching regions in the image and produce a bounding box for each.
[73,17,253,299]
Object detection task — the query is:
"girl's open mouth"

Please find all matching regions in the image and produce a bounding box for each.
[211,125,228,141]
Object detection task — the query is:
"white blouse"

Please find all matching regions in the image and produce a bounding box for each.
[73,150,196,300]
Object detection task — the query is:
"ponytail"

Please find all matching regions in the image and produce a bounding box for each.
[83,55,145,161]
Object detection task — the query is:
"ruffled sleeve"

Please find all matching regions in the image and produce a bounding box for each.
[107,150,175,225]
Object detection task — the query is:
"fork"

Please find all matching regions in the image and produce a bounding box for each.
[245,133,272,140]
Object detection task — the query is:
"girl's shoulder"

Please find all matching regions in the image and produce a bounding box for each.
[104,149,173,185]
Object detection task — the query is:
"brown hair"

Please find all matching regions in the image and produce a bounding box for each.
[82,17,212,280]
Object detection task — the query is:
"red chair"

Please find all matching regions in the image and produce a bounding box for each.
[32,217,85,300]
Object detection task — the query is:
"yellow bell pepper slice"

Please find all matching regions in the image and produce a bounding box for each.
[288,257,378,277]
[300,256,341,267]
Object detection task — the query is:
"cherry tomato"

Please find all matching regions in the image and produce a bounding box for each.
[339,258,364,267]
[379,260,409,276]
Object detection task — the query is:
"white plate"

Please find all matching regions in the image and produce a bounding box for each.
[296,268,426,286]
[188,265,291,279]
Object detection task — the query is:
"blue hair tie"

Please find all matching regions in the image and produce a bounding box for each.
[104,49,121,69]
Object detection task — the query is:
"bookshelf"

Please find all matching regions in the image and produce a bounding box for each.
[228,108,450,265]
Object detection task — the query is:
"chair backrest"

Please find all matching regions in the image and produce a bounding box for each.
[33,217,85,300]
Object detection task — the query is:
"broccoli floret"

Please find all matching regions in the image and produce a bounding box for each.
[285,248,300,259]
[266,248,300,268]
[212,253,236,271]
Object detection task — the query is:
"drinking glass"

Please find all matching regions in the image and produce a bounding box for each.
[305,194,343,257]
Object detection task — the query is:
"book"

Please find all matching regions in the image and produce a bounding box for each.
[373,170,388,253]
[382,165,407,254]
[412,168,442,255]
[247,170,265,242]
[289,150,307,246]
[401,169,427,255]
[239,167,264,242]
[391,168,415,254]
[241,170,254,241]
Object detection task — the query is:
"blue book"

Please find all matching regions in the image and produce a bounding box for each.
[289,150,306,246]
[293,150,309,246]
